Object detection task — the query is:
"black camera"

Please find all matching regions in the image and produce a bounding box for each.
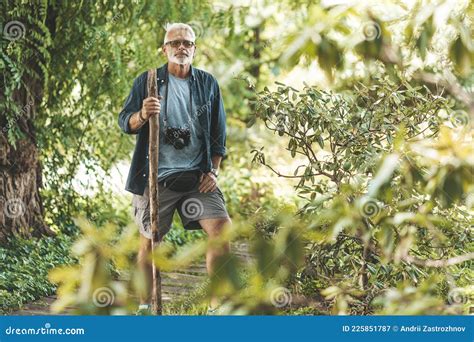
[164,126,191,149]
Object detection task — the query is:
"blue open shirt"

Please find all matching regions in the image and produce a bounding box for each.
[118,63,227,195]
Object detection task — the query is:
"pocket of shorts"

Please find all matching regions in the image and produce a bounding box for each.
[132,186,150,209]
[133,207,152,239]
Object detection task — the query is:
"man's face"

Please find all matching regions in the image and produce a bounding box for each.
[163,29,196,66]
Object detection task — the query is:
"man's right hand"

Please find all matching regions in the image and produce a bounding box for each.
[141,97,161,120]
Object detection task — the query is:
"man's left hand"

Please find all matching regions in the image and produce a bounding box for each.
[199,172,217,193]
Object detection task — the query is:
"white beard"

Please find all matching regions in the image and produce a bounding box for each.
[168,52,193,65]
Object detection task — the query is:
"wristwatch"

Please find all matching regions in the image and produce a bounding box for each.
[210,167,219,177]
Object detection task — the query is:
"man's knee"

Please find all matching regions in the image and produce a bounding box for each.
[200,217,231,237]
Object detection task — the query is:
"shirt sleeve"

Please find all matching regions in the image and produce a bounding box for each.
[209,79,227,157]
[118,73,146,134]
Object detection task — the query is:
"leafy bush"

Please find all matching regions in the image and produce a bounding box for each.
[0,234,75,314]
[164,214,206,246]
[250,77,473,315]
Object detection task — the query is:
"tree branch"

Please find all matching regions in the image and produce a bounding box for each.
[404,252,474,267]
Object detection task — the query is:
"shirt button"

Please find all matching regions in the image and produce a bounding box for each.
[143,174,146,177]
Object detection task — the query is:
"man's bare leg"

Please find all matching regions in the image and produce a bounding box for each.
[199,217,232,309]
[137,234,152,305]
[138,219,230,308]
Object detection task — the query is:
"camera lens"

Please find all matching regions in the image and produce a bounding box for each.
[174,138,185,149]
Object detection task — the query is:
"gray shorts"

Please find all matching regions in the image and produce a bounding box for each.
[131,183,230,240]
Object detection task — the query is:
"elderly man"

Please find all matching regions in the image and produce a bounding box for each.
[118,23,230,315]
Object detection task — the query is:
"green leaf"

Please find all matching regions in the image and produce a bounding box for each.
[317,136,324,149]
[449,36,472,77]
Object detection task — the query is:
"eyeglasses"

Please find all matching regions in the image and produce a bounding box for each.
[165,40,195,48]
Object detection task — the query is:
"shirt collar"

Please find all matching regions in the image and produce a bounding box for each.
[158,63,196,82]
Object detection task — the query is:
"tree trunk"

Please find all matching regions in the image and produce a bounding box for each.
[0,81,54,244]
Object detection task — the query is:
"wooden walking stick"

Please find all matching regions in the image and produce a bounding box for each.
[147,68,162,315]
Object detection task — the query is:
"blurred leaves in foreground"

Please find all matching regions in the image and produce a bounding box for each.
[49,217,141,315]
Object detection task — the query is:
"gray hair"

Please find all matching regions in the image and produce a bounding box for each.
[163,23,196,44]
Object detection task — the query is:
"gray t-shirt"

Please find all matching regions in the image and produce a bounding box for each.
[157,74,204,181]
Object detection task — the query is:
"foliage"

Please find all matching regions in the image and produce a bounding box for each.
[249,78,472,314]
[277,0,473,116]
[245,0,473,314]
[49,217,140,315]
[251,75,446,189]
[0,233,75,314]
